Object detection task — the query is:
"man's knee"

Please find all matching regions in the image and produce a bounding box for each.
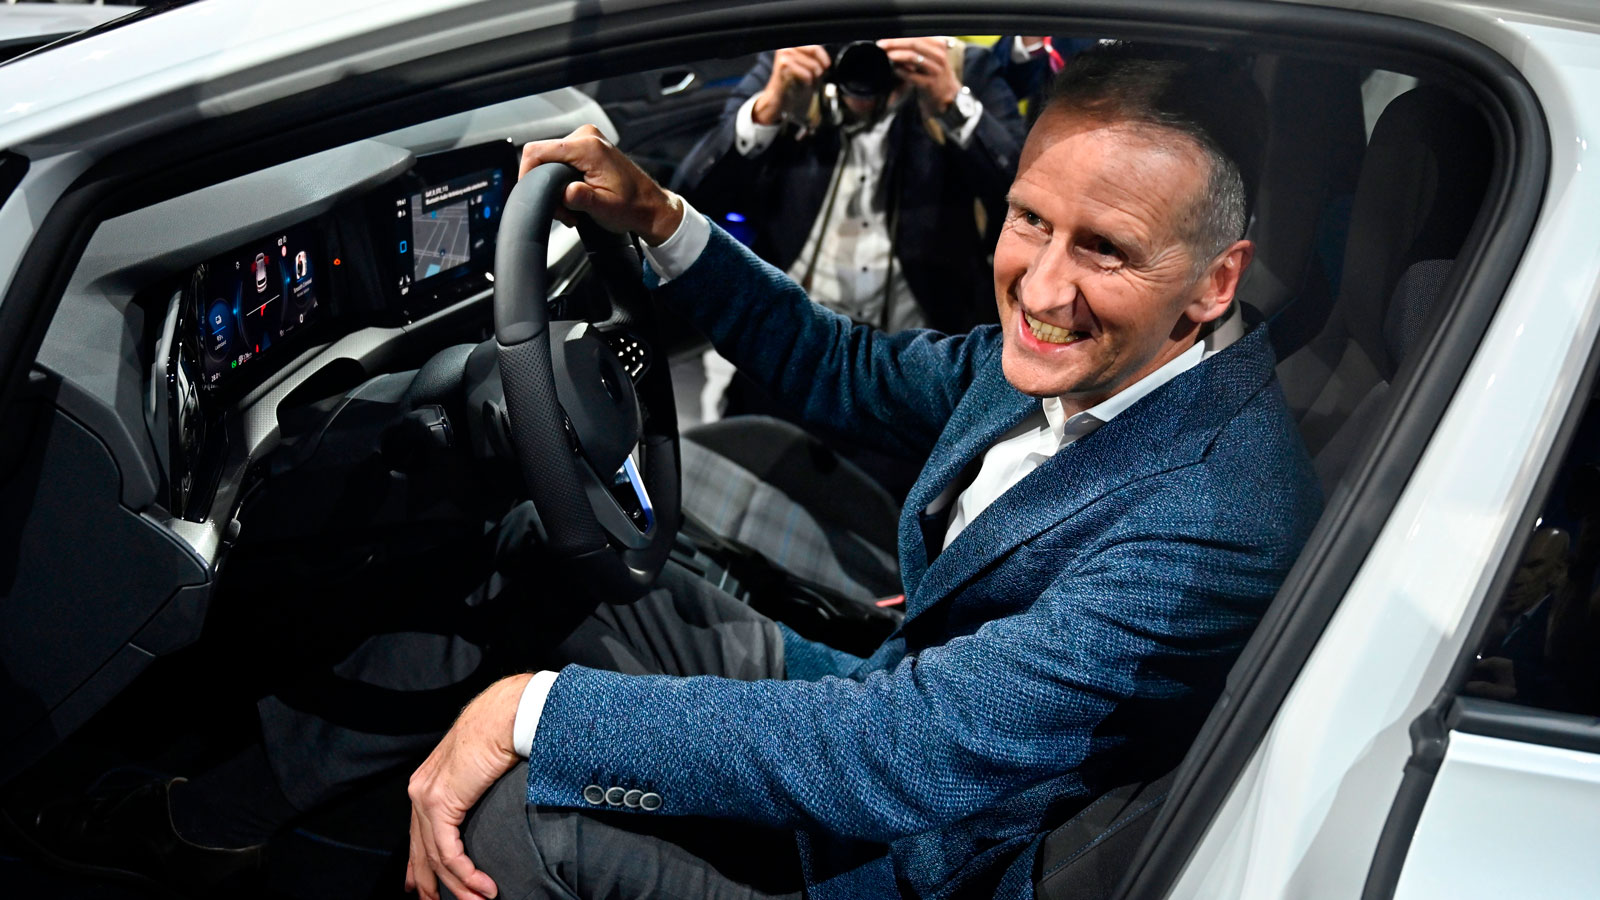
[455,768,554,900]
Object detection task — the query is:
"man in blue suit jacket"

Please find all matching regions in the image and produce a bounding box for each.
[407,48,1320,900]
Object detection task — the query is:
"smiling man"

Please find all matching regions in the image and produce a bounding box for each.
[407,46,1321,900]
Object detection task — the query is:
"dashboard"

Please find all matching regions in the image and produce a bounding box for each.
[160,141,521,522]
[7,88,605,784]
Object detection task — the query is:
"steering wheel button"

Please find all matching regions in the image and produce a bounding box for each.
[604,786,627,806]
[622,789,643,808]
[639,792,663,811]
[582,785,605,805]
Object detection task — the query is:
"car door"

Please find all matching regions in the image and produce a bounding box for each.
[1367,359,1600,899]
[583,55,759,187]
[1386,699,1600,898]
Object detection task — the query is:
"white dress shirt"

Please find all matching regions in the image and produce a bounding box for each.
[938,341,1208,549]
[1011,36,1045,63]
[512,199,1208,755]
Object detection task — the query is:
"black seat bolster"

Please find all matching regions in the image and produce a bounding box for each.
[1033,769,1178,900]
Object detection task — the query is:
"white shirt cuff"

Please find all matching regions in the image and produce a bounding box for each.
[1012,36,1043,64]
[642,199,711,284]
[511,669,561,758]
[734,94,781,157]
[950,89,984,149]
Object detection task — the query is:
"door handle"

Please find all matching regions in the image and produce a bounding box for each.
[660,71,696,96]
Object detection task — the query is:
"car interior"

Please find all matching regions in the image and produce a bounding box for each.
[0,9,1526,900]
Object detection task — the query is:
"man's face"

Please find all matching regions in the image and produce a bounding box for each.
[993,108,1240,405]
[840,92,890,126]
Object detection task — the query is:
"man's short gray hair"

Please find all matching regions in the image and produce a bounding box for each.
[1043,45,1265,278]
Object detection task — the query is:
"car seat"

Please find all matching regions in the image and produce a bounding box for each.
[1275,84,1491,488]
[679,417,902,602]
[1234,56,1366,337]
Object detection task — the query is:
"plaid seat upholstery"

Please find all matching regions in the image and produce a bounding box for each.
[680,438,900,602]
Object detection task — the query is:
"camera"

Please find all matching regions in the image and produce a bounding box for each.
[825,42,899,99]
[779,42,900,131]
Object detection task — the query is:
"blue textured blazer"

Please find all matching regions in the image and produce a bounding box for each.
[524,223,1323,899]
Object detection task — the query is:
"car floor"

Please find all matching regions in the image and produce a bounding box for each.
[0,645,415,899]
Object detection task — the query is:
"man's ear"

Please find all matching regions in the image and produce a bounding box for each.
[1185,239,1254,325]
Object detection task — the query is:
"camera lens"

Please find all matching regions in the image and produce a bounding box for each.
[830,42,897,99]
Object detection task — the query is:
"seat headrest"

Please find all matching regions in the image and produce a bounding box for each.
[1382,258,1454,376]
[1341,85,1492,376]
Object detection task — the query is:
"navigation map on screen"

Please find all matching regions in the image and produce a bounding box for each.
[410,187,474,280]
[397,167,503,291]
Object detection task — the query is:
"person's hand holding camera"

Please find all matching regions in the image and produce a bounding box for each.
[752,45,832,126]
[878,36,962,113]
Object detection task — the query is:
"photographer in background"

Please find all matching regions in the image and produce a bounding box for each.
[673,39,1023,431]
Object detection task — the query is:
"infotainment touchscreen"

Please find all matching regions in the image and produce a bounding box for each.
[394,166,506,297]
[195,222,322,387]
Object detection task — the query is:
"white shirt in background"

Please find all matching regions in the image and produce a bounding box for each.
[732,89,983,330]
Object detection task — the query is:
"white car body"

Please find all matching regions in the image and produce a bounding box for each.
[1,1,1596,896]
[0,1,135,46]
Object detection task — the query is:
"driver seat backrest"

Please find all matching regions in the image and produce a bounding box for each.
[1233,55,1365,331]
[1275,84,1491,485]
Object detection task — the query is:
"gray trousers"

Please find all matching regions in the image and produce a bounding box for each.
[251,503,804,897]
[452,563,804,900]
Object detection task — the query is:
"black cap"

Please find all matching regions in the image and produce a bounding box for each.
[831,42,898,99]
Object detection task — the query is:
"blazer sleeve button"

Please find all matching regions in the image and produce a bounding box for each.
[639,792,663,811]
[623,790,643,809]
[582,785,605,805]
[604,787,627,806]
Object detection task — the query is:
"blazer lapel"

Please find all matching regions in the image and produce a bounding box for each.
[897,368,1036,596]
[902,327,1280,618]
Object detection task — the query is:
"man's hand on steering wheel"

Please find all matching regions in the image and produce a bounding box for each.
[518,125,685,245]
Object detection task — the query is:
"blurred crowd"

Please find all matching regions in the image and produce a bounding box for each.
[1466,460,1600,715]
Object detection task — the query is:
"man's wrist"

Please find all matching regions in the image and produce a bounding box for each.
[643,191,686,246]
[471,673,534,759]
[641,199,710,285]
[942,87,983,148]
[751,91,781,126]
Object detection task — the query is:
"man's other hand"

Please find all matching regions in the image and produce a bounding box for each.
[405,674,532,900]
[752,45,831,126]
[518,125,684,245]
[879,37,962,112]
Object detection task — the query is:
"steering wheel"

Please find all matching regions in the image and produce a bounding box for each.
[492,163,679,596]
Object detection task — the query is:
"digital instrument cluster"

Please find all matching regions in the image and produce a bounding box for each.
[194,223,324,388]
